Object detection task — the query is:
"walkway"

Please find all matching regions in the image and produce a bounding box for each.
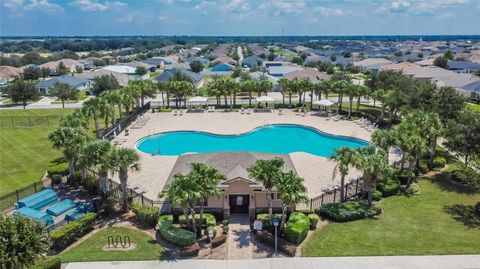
[65,255,480,269]
[227,214,252,259]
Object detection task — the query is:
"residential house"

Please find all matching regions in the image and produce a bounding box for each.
[212,63,235,72]
[39,59,84,74]
[75,69,131,86]
[353,58,393,74]
[0,66,23,83]
[141,58,165,69]
[267,65,304,77]
[447,60,480,74]
[182,56,210,65]
[122,61,157,72]
[283,67,330,82]
[241,55,264,68]
[153,68,204,88]
[103,65,148,80]
[35,75,90,95]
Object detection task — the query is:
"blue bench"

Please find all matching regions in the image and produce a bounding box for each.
[46,199,77,216]
[16,188,58,210]
[14,207,54,226]
[65,204,95,222]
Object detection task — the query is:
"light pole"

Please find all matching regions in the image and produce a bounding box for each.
[273,217,279,257]
[208,228,214,255]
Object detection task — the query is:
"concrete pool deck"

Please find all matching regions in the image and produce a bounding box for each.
[112,109,398,201]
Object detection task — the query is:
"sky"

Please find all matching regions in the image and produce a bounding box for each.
[1,0,480,36]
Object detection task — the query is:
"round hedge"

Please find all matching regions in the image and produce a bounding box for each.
[307,213,319,230]
[433,156,447,168]
[285,212,310,244]
[178,213,216,227]
[157,215,196,247]
[377,178,400,197]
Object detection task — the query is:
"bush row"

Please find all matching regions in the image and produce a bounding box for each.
[451,168,480,189]
[256,213,282,230]
[256,231,297,256]
[30,257,61,269]
[178,213,216,227]
[376,178,400,197]
[50,213,96,250]
[47,159,69,176]
[157,215,196,247]
[131,205,159,228]
[285,212,310,244]
[318,201,381,222]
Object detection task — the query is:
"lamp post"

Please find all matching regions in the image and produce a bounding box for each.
[273,217,279,257]
[208,228,214,254]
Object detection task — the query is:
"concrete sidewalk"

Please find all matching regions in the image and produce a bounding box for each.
[65,255,480,269]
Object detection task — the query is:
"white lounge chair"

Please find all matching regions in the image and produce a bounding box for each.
[240,107,245,115]
[173,109,178,116]
[179,109,183,116]
[246,108,251,115]
[278,108,283,115]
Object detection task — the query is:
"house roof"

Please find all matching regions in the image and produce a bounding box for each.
[39,59,83,70]
[165,152,296,190]
[461,80,480,94]
[447,60,480,71]
[75,69,131,86]
[35,75,89,89]
[153,68,203,84]
[0,65,23,79]
[268,65,304,76]
[353,58,392,67]
[283,67,330,82]
[121,61,155,69]
[103,65,137,74]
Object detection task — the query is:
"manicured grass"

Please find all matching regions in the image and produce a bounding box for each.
[149,70,163,78]
[302,176,480,256]
[0,109,75,196]
[466,103,480,111]
[59,227,167,262]
[51,89,90,104]
[272,47,297,59]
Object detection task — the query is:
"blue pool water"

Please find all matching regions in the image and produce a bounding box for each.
[136,124,368,157]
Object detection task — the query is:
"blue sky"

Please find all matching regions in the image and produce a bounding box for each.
[1,0,479,36]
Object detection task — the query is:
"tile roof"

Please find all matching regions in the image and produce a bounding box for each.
[75,69,131,86]
[35,75,89,89]
[283,67,330,82]
[0,65,23,79]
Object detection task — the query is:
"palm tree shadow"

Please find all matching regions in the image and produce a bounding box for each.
[426,173,478,195]
[443,204,480,229]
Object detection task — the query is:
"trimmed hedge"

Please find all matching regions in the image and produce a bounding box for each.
[318,201,382,222]
[372,190,382,201]
[256,213,282,230]
[157,215,196,247]
[256,231,297,256]
[47,159,69,176]
[178,213,216,227]
[377,178,400,197]
[29,257,61,269]
[50,213,96,250]
[307,214,319,230]
[405,182,421,195]
[131,204,159,228]
[419,160,429,174]
[285,212,310,244]
[433,156,447,168]
[451,168,480,189]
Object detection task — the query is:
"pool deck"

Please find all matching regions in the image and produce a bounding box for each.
[113,110,399,201]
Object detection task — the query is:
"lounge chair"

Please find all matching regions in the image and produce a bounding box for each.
[240,107,245,115]
[173,109,178,116]
[179,109,183,116]
[278,108,283,115]
[246,108,251,115]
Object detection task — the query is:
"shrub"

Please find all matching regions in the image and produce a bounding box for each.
[419,160,429,174]
[222,224,229,234]
[451,168,480,189]
[30,257,61,269]
[404,182,421,196]
[50,213,96,250]
[157,215,196,247]
[318,201,381,222]
[285,212,310,244]
[222,219,229,226]
[211,234,227,248]
[433,156,447,168]
[307,213,319,230]
[103,196,115,216]
[51,174,63,185]
[256,213,282,230]
[256,231,297,256]
[47,159,69,176]
[377,178,400,197]
[372,190,382,201]
[80,175,99,195]
[131,205,159,228]
[178,213,216,227]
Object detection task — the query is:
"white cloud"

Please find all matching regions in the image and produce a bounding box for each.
[158,15,168,21]
[117,14,134,23]
[70,0,126,12]
[2,0,23,9]
[193,0,216,13]
[313,6,345,16]
[259,0,306,16]
[386,0,470,15]
[24,0,63,12]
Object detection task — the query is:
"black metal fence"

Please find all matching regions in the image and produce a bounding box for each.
[307,178,363,211]
[0,115,64,128]
[0,179,52,213]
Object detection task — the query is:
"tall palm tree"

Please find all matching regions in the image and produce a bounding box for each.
[82,98,101,137]
[353,146,392,208]
[275,171,308,233]
[109,147,140,212]
[393,122,417,170]
[247,158,284,224]
[82,140,113,195]
[49,82,78,108]
[189,163,226,225]
[372,89,390,121]
[403,132,429,184]
[371,129,396,164]
[48,126,87,181]
[329,146,359,202]
[241,80,256,107]
[120,87,136,116]
[98,97,114,132]
[140,80,158,107]
[278,78,292,106]
[343,82,357,117]
[356,85,368,113]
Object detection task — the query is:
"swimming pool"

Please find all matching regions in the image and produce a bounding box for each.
[136,124,368,157]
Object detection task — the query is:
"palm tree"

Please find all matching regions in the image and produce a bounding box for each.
[109,147,140,212]
[353,146,392,208]
[356,85,368,113]
[275,171,308,233]
[82,98,101,137]
[49,82,78,108]
[102,90,123,120]
[98,97,113,132]
[82,140,113,195]
[372,89,390,121]
[241,80,257,107]
[278,78,292,106]
[393,122,417,170]
[48,126,87,181]
[343,82,357,117]
[140,80,158,107]
[247,158,284,224]
[120,87,136,116]
[402,131,429,185]
[189,163,226,226]
[329,146,359,202]
[371,129,396,164]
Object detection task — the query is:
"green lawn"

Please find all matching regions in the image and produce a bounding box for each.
[302,176,480,256]
[51,89,90,104]
[467,103,480,111]
[0,109,76,196]
[59,227,167,262]
[273,47,297,59]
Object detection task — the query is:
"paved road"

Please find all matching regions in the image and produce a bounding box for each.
[65,255,480,269]
[237,45,244,62]
[0,96,91,110]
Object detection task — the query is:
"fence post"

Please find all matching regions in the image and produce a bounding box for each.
[47,116,49,126]
[321,193,324,206]
[355,178,359,195]
[16,190,19,201]
[28,117,32,127]
[141,195,144,206]
[34,182,37,193]
[12,116,14,127]
[310,199,313,211]
[333,189,337,203]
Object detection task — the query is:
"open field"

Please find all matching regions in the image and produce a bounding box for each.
[59,227,167,262]
[272,47,297,59]
[302,174,480,256]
